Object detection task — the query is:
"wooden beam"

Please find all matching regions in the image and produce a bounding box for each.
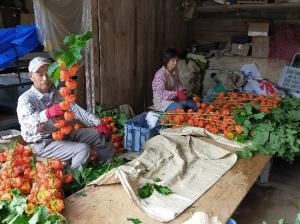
[197,3,300,13]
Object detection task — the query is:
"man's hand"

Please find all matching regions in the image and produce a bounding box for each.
[96,123,111,141]
[177,89,187,101]
[45,104,64,119]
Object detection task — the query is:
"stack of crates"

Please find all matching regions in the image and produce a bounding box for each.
[124,112,160,152]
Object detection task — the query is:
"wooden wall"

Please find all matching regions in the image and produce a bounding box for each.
[91,0,189,113]
[190,9,300,44]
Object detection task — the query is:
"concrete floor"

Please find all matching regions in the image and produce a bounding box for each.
[233,157,300,224]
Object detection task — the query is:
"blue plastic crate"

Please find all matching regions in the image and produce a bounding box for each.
[124,112,160,152]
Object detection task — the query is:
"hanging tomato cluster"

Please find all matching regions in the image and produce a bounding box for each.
[52,63,81,141]
[100,116,124,153]
[160,92,281,140]
[0,144,73,214]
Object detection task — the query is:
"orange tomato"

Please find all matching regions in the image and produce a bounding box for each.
[260,107,270,113]
[218,91,226,97]
[52,131,64,141]
[50,198,65,213]
[20,181,31,194]
[187,119,195,126]
[65,94,76,104]
[60,125,73,135]
[59,101,70,111]
[65,80,77,90]
[235,125,243,134]
[68,64,79,76]
[60,70,70,82]
[63,174,73,184]
[224,130,235,140]
[64,111,74,121]
[200,103,207,109]
[54,119,66,129]
[74,123,82,130]
[230,92,238,98]
[59,87,71,97]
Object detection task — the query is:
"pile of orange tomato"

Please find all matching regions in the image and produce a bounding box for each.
[161,92,281,140]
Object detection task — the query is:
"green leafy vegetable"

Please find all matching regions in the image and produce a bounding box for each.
[138,183,154,199]
[235,97,300,162]
[262,213,300,224]
[127,217,142,224]
[154,177,161,182]
[48,31,93,86]
[153,185,172,195]
[236,147,253,159]
[0,190,65,224]
[64,158,127,197]
[138,178,172,199]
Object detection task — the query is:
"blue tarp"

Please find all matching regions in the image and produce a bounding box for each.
[0,25,42,69]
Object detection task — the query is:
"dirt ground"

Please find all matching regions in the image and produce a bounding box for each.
[233,157,300,224]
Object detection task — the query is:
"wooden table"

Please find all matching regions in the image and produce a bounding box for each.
[63,138,271,224]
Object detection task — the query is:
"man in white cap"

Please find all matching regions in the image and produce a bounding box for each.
[17,57,115,170]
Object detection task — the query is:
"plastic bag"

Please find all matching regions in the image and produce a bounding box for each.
[33,0,91,54]
[243,79,279,96]
[240,63,262,80]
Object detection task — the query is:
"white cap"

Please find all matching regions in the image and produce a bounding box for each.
[28,57,50,73]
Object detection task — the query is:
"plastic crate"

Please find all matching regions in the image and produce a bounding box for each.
[227,219,237,224]
[124,112,160,152]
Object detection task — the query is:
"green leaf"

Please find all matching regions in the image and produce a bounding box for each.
[63,35,76,46]
[296,213,300,224]
[154,177,161,182]
[262,221,268,224]
[154,184,172,195]
[76,191,87,197]
[127,217,142,224]
[236,147,253,159]
[252,113,265,120]
[8,215,31,224]
[47,62,60,77]
[288,110,300,121]
[46,212,65,224]
[29,206,50,224]
[51,67,61,87]
[234,112,247,125]
[244,104,253,115]
[138,183,154,199]
[0,201,7,210]
[234,134,247,143]
[278,219,288,224]
[251,123,273,145]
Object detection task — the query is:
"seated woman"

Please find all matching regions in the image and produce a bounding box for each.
[152,48,197,112]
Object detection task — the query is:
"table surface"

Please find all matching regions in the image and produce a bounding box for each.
[63,137,271,224]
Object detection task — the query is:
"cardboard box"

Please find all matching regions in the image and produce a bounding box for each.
[231,43,250,56]
[278,66,300,91]
[252,36,270,58]
[20,13,35,25]
[248,23,269,37]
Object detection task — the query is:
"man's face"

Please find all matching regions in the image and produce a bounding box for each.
[29,64,51,93]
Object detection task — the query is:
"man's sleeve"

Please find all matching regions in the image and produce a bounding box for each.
[70,103,101,127]
[17,96,46,139]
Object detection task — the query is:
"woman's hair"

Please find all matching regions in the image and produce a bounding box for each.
[163,48,178,66]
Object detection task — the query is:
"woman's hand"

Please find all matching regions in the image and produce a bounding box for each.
[177,89,187,101]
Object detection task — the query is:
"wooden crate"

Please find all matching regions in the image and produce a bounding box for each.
[237,0,269,3]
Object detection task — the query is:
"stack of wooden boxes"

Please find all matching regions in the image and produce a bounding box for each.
[248,22,270,58]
